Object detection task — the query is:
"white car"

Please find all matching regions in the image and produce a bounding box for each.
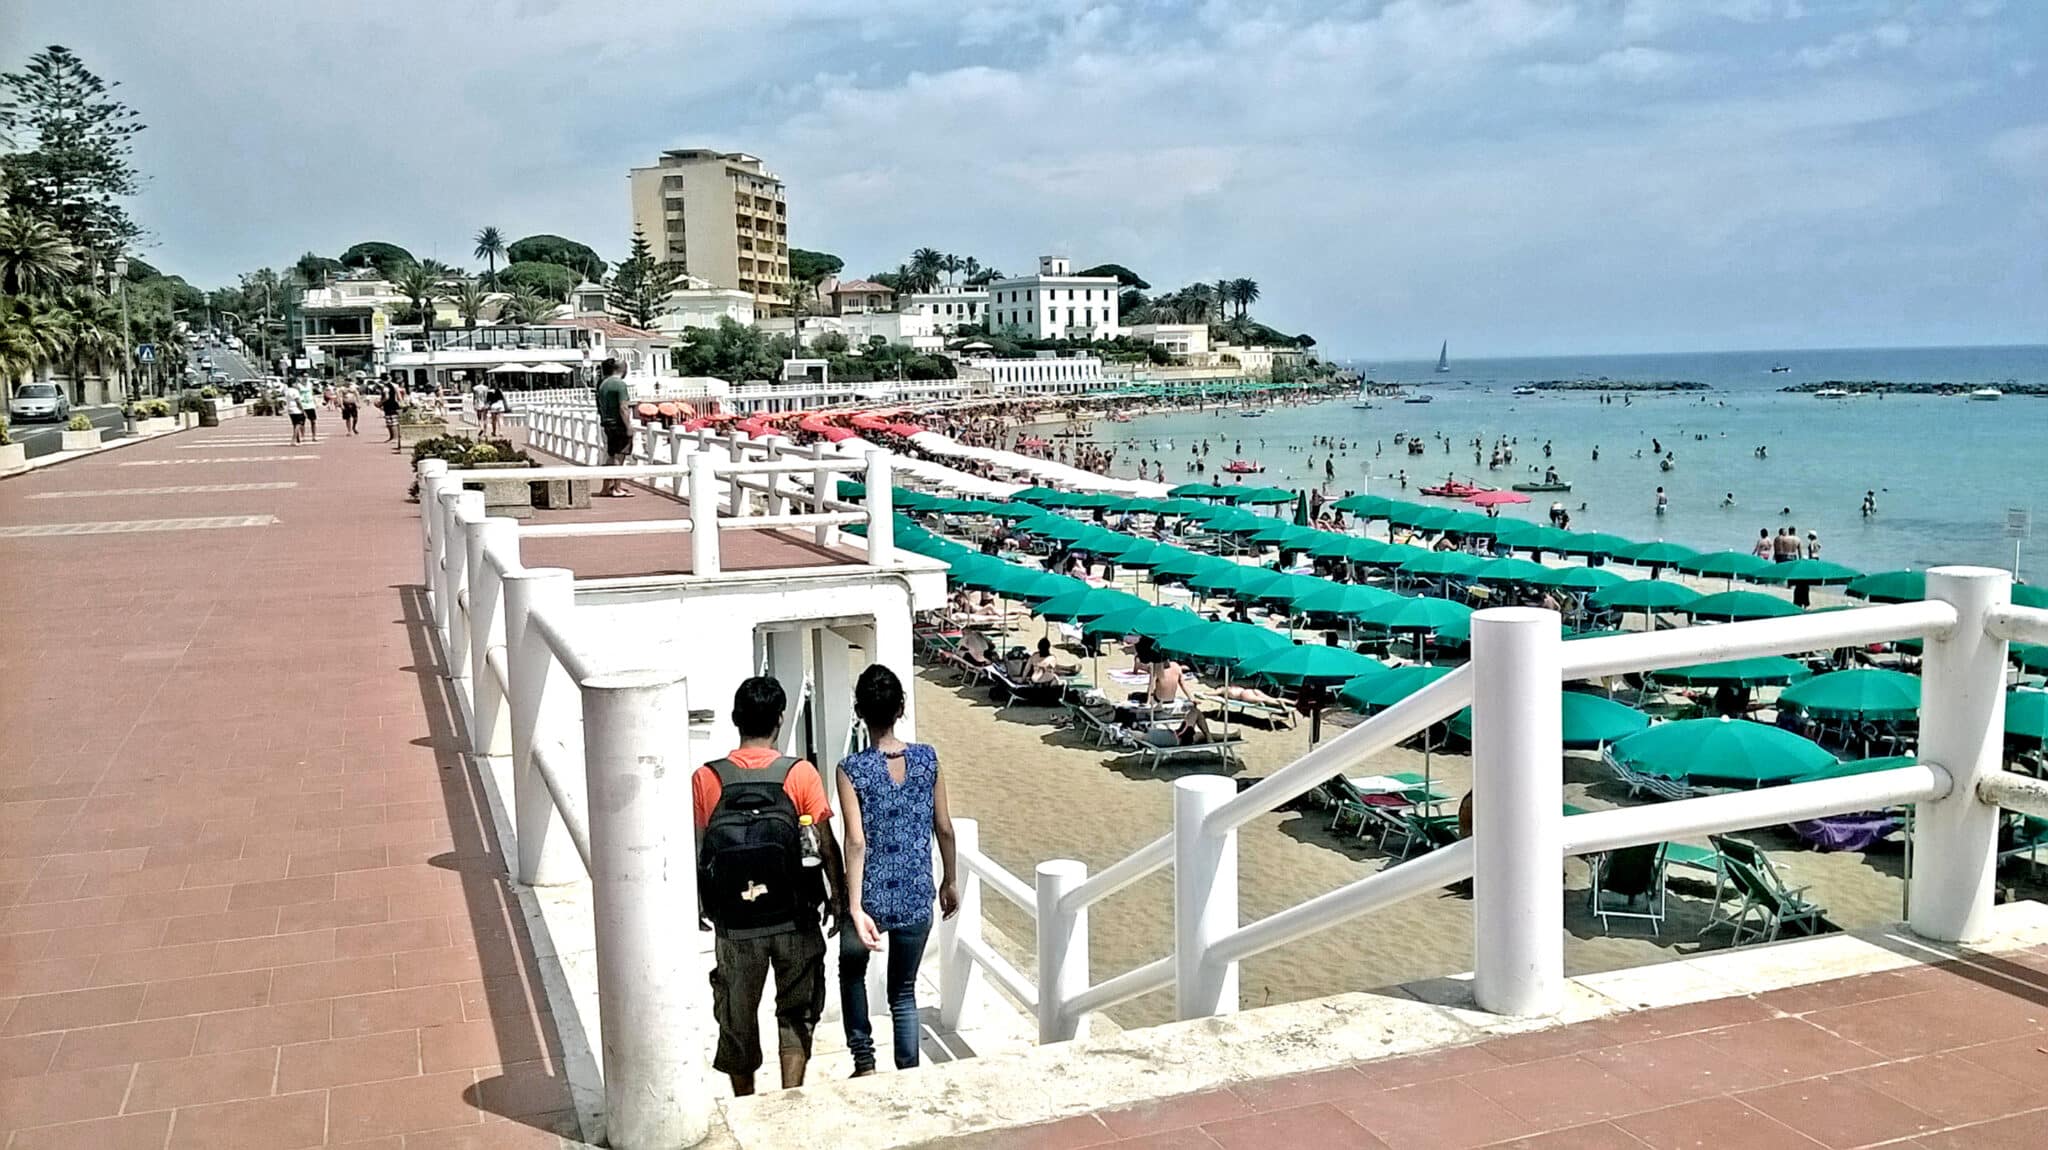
[7,382,72,423]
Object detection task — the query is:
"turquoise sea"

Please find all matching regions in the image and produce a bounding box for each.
[1103,345,2047,577]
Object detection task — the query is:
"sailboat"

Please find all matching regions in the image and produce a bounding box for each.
[1434,341,1450,373]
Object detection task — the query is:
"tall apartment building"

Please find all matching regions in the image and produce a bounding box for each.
[628,149,790,315]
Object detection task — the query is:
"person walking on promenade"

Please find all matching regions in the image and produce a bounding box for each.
[379,382,402,446]
[299,379,319,443]
[595,357,634,497]
[483,381,507,439]
[284,381,306,444]
[694,676,843,1096]
[339,382,360,436]
[836,666,958,1075]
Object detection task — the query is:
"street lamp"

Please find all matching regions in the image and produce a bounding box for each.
[109,257,135,400]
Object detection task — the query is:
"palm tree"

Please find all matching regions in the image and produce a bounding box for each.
[450,277,490,328]
[391,262,442,334]
[51,286,123,402]
[0,294,70,385]
[910,247,945,293]
[1146,298,1180,324]
[473,226,506,289]
[941,253,962,286]
[498,289,550,326]
[1214,279,1231,325]
[0,209,81,296]
[293,252,333,290]
[1230,277,1260,320]
[961,256,981,284]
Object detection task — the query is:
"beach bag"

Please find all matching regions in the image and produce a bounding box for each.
[697,756,814,936]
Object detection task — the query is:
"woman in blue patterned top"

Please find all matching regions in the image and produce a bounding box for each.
[835,664,958,1074]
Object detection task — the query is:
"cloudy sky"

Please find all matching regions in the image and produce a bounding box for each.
[8,0,2043,357]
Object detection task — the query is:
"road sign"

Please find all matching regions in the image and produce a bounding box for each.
[136,343,157,364]
[2008,508,2032,540]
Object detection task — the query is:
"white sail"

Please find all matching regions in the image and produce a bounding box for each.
[1435,341,1449,372]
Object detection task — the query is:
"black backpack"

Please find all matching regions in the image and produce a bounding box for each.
[697,757,817,937]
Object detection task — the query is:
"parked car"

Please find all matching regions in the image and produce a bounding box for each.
[7,382,72,423]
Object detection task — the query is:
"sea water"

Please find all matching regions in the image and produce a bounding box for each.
[1103,345,2048,576]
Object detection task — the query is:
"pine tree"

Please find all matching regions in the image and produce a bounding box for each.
[607,228,677,330]
[1,46,145,269]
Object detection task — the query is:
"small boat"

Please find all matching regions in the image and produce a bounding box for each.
[1770,364,1791,373]
[1239,409,1266,418]
[1435,341,1450,374]
[1511,481,1571,492]
[1970,388,2002,401]
[1108,412,1131,422]
[1352,402,1374,410]
[1403,394,1435,405]
[1512,386,1538,396]
[1420,480,1495,498]
[1814,388,1850,399]
[1222,459,1263,474]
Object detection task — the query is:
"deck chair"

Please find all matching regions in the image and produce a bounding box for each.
[1385,809,1461,858]
[1998,815,2048,878]
[1706,835,1831,944]
[1323,776,1376,836]
[1603,749,1695,801]
[1588,843,1669,934]
[1067,702,1121,747]
[1107,725,1244,772]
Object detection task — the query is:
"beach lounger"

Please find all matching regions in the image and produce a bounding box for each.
[1067,703,1123,747]
[1106,726,1245,771]
[1704,835,1833,944]
[1190,686,1297,730]
[1603,748,1696,801]
[1587,842,1669,934]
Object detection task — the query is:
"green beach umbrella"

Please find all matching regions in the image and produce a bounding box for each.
[1338,663,1451,711]
[836,479,866,500]
[1615,540,1700,570]
[1290,581,1400,617]
[1154,498,1212,517]
[1228,568,1299,602]
[1063,491,1124,510]
[1199,507,1268,533]
[1112,540,1182,570]
[1169,483,1234,499]
[1357,596,1474,634]
[2015,585,2048,610]
[1683,590,1805,622]
[1398,550,1489,578]
[1492,522,1576,552]
[1005,569,1088,602]
[1780,668,1922,720]
[1475,557,1555,585]
[1150,551,1232,582]
[1437,510,1501,536]
[1294,492,1312,527]
[1559,532,1636,557]
[1229,486,1296,505]
[1012,486,1067,504]
[1244,518,1308,545]
[1385,503,1443,528]
[1679,550,1777,580]
[1155,620,1290,665]
[1790,755,1919,784]
[1359,543,1434,569]
[1590,580,1702,613]
[946,554,1003,587]
[1755,558,1862,586]
[2008,691,2048,742]
[1334,536,1395,563]
[1239,644,1388,686]
[1187,563,1268,595]
[1536,566,1629,592]
[1448,691,1650,749]
[1650,656,1810,687]
[1033,586,1146,622]
[1844,570,1925,603]
[1303,532,1365,559]
[1610,717,1836,789]
[1083,604,1203,639]
[1333,493,1395,518]
[950,498,1011,516]
[1250,572,1334,610]
[2014,644,2048,674]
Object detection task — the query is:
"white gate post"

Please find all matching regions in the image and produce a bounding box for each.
[582,669,707,1150]
[865,451,894,565]
[1909,565,2012,943]
[419,460,448,614]
[1471,607,1564,1016]
[1036,860,1088,1042]
[439,490,481,679]
[502,567,583,887]
[727,432,751,518]
[937,817,983,1029]
[688,452,722,576]
[467,517,519,758]
[1173,775,1239,1019]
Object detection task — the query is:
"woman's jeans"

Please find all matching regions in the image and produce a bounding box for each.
[839,917,933,1071]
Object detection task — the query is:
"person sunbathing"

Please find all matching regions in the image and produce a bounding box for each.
[1144,705,1226,747]
[959,629,996,668]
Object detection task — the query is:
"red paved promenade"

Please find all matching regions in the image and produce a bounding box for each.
[0,422,578,1148]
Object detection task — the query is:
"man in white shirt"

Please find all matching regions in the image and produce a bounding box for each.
[283,383,306,444]
[471,380,489,425]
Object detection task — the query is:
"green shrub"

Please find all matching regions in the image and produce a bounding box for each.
[66,414,94,431]
[128,398,172,420]
[0,416,11,447]
[199,386,220,399]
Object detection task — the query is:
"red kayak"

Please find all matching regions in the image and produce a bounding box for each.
[1419,480,1495,498]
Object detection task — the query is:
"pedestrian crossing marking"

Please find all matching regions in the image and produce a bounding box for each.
[0,515,279,537]
[28,483,299,499]
[121,456,319,465]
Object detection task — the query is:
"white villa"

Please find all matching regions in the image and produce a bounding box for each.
[900,286,989,335]
[984,256,1121,341]
[966,353,1108,396]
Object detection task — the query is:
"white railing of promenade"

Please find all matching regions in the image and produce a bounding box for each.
[414,439,901,1150]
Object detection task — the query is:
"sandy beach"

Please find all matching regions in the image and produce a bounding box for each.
[908,560,2040,1033]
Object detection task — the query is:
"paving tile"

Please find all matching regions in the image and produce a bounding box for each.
[0,1064,135,1127]
[1691,1017,1889,1081]
[209,929,336,974]
[334,916,451,958]
[269,955,397,1003]
[276,1028,420,1091]
[1097,1131,1220,1150]
[135,970,271,1019]
[1480,1122,1647,1149]
[49,1016,199,1070]
[0,1031,61,1079]
[125,1045,280,1110]
[331,984,467,1038]
[1846,1051,2048,1125]
[1099,1088,1256,1138]
[1802,989,2046,1058]
[1229,1064,1378,1112]
[2,984,146,1035]
[1351,1041,1511,1089]
[223,874,337,911]
[1615,1098,1824,1149]
[1336,1078,1534,1149]
[1736,1075,1944,1148]
[1579,1033,1788,1106]
[950,1113,1118,1149]
[1200,1101,1390,1149]
[164,1090,327,1150]
[473,1058,572,1119]
[327,1068,486,1141]
[191,1001,331,1054]
[89,942,221,987]
[418,1018,557,1074]
[159,907,280,947]
[1912,1107,2048,1149]
[6,1110,175,1150]
[1463,1055,1662,1130]
[0,957,96,998]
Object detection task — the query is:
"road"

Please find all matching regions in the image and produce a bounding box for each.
[9,342,264,460]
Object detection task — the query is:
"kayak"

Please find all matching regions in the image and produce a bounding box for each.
[1222,460,1264,474]
[1512,482,1572,492]
[1420,481,1495,498]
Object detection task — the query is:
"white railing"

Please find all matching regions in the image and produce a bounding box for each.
[925,570,2048,1037]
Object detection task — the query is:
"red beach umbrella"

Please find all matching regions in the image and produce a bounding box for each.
[1468,490,1531,507]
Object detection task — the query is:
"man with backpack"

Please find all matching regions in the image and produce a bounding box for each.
[693,676,843,1096]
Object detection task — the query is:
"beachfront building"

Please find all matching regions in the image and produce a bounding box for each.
[826,279,896,316]
[627,148,789,315]
[384,324,605,393]
[299,276,475,373]
[1123,321,1210,356]
[984,256,1121,341]
[900,285,989,334]
[652,276,758,335]
[966,353,1110,396]
[721,367,968,414]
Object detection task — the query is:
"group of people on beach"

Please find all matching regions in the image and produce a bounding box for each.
[695,670,958,1095]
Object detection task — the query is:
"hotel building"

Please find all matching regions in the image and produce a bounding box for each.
[984,257,1121,341]
[628,149,790,316]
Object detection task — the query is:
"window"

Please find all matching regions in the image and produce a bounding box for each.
[1026,289,1034,301]
[1085,308,1093,325]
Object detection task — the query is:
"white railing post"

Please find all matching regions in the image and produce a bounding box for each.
[502,567,582,887]
[1173,775,1239,1019]
[727,432,750,518]
[468,517,519,758]
[664,429,687,496]
[938,817,983,1029]
[1471,607,1564,1016]
[582,669,706,1150]
[810,442,837,547]
[1909,566,2011,943]
[1036,860,1088,1042]
[688,453,722,576]
[438,490,480,684]
[419,460,448,614]
[865,451,894,565]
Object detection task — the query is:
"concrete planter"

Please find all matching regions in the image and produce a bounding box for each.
[131,416,177,435]
[0,442,25,477]
[398,421,449,447]
[209,398,245,422]
[458,460,553,520]
[61,427,103,452]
